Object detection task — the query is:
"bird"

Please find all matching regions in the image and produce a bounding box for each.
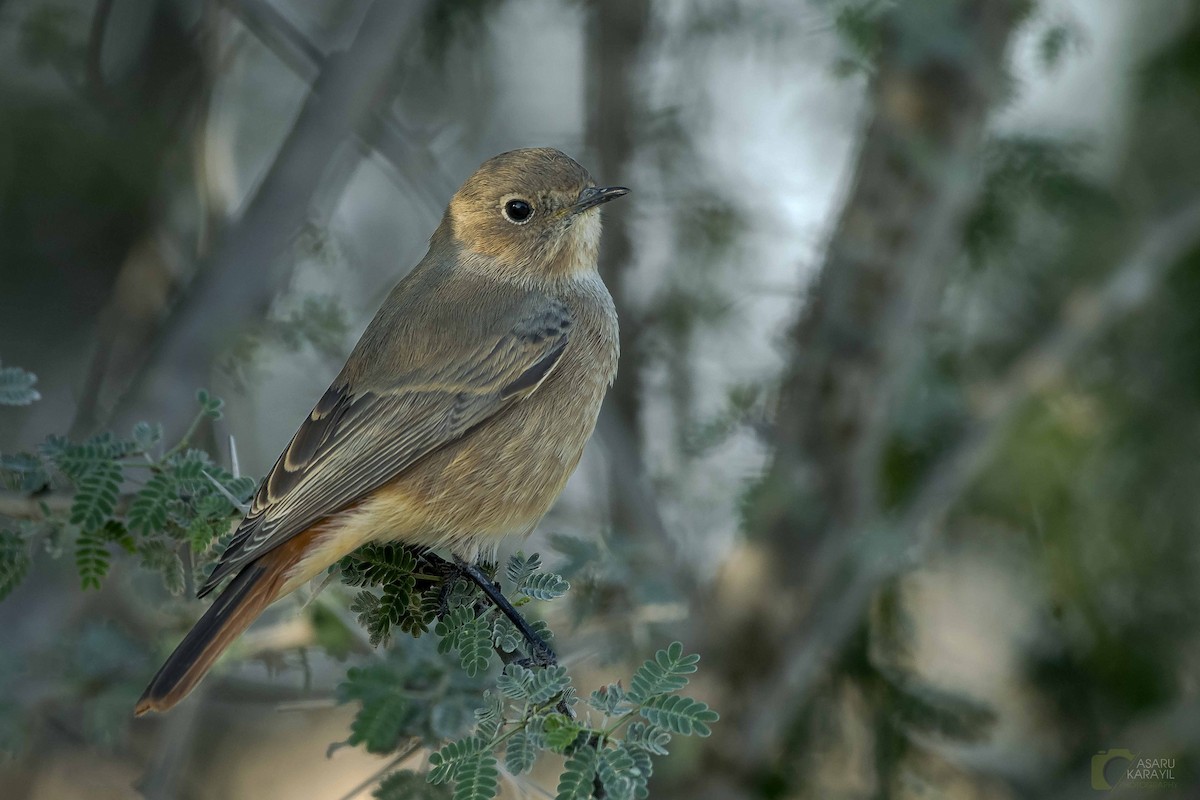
[135,148,626,714]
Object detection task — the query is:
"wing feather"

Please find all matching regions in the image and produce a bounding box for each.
[198,292,572,597]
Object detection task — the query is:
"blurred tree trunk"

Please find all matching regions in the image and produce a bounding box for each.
[103,1,428,437]
[680,2,1028,796]
[585,0,664,548]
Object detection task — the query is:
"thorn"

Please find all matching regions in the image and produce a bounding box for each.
[202,468,250,514]
[301,567,339,611]
[228,434,241,479]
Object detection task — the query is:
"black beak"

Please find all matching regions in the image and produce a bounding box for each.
[573,185,629,213]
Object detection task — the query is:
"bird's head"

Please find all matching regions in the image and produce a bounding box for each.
[444,148,628,281]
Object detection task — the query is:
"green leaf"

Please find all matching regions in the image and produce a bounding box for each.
[0,363,40,406]
[341,543,418,587]
[224,475,257,503]
[520,618,554,660]
[625,746,653,799]
[0,528,31,601]
[473,691,504,740]
[429,737,485,785]
[547,533,600,578]
[351,692,411,755]
[196,389,224,420]
[74,526,110,590]
[639,694,718,737]
[554,744,598,800]
[519,571,569,601]
[527,665,570,705]
[435,607,491,677]
[627,642,699,703]
[542,713,583,753]
[338,664,413,754]
[131,421,162,452]
[102,519,135,553]
[497,663,534,700]
[137,539,185,596]
[350,591,389,647]
[60,449,122,532]
[449,752,498,800]
[623,722,671,756]
[0,452,48,493]
[505,551,541,589]
[598,744,644,800]
[346,547,432,645]
[435,606,473,653]
[186,511,227,554]
[504,730,537,775]
[127,472,173,535]
[457,615,492,678]
[490,614,522,653]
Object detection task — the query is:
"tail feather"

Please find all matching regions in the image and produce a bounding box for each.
[135,562,279,715]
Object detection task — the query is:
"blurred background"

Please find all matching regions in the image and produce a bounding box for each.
[2,0,1200,797]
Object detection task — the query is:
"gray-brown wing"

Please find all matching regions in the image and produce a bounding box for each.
[198,299,572,597]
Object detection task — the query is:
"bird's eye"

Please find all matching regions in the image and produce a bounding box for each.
[503,199,534,224]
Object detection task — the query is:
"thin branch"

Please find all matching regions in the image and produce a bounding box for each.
[0,491,74,519]
[218,0,325,83]
[333,740,424,800]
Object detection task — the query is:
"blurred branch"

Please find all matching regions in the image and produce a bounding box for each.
[84,0,117,111]
[584,0,694,597]
[218,0,324,83]
[0,490,74,519]
[760,3,1023,549]
[586,0,651,534]
[110,0,430,435]
[748,197,1200,759]
[902,199,1200,539]
[222,0,459,208]
[689,0,1029,790]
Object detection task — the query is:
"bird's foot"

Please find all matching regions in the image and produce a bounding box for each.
[453,556,558,667]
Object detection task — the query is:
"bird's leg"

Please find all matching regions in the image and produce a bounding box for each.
[453,556,558,668]
[424,554,463,619]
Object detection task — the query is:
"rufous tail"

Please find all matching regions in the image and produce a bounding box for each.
[135,557,285,716]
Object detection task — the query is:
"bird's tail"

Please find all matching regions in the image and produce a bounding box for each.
[135,559,282,716]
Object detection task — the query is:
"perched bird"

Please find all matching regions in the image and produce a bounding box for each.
[136,148,626,714]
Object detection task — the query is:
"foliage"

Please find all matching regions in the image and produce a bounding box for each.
[339,546,718,799]
[0,384,717,794]
[0,390,253,599]
[0,361,40,406]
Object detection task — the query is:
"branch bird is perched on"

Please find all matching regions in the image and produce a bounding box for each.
[136,148,627,714]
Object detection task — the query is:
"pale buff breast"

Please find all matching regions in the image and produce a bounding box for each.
[280,274,618,591]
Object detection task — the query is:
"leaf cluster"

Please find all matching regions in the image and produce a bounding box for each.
[0,361,40,406]
[385,636,716,800]
[0,390,252,597]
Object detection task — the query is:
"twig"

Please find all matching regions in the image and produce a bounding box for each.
[218,0,325,82]
[454,557,557,668]
[202,469,251,514]
[0,491,72,519]
[333,740,424,800]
